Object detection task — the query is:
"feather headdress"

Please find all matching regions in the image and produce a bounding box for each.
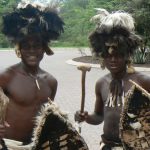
[89,9,141,57]
[90,8,109,25]
[2,0,64,55]
[97,10,135,33]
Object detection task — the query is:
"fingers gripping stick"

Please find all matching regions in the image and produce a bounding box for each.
[77,65,91,113]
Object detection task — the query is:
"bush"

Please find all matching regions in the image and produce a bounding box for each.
[133,47,150,64]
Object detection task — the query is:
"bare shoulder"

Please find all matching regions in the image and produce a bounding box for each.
[0,65,17,88]
[96,73,110,86]
[40,70,57,87]
[95,73,110,91]
[129,71,150,92]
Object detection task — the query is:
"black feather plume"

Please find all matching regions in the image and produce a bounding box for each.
[2,4,64,43]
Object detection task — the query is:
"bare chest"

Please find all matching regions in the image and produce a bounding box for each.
[5,74,52,106]
[101,79,133,104]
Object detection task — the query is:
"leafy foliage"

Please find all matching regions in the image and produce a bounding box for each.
[117,0,150,63]
[0,0,19,47]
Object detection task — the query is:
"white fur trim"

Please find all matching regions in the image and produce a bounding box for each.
[94,11,135,33]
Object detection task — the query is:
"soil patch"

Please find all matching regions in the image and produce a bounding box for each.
[73,56,150,68]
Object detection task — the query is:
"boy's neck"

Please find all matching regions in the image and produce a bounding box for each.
[111,69,127,80]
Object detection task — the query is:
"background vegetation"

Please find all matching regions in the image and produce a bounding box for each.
[0,0,150,49]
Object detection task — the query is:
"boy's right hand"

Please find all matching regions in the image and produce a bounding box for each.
[74,111,88,122]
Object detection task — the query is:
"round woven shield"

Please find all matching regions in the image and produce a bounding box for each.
[120,80,150,150]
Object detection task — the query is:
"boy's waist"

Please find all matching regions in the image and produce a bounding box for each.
[101,134,122,147]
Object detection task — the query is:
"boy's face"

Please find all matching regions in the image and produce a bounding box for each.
[104,42,127,74]
[19,35,44,67]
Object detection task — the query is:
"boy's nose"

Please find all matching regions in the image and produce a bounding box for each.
[110,56,115,61]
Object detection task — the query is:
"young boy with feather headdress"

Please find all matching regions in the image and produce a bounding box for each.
[75,9,150,149]
[0,0,64,144]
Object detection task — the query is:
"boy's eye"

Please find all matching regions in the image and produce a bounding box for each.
[21,44,42,50]
[21,45,29,50]
[33,44,42,49]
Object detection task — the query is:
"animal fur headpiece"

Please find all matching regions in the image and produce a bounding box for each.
[89,9,142,58]
[2,0,64,55]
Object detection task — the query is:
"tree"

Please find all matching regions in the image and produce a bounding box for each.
[115,0,150,46]
[0,0,19,47]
